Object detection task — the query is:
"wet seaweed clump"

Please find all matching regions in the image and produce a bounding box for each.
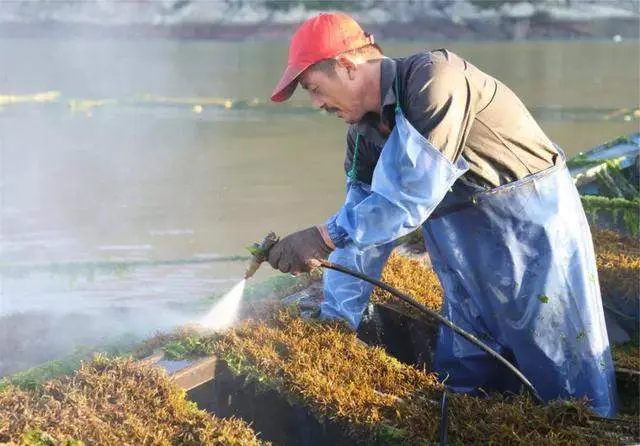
[0,355,267,446]
[131,326,205,361]
[592,229,640,303]
[370,251,443,311]
[613,341,640,371]
[207,309,635,445]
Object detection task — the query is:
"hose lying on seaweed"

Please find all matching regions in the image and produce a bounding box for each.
[318,259,544,405]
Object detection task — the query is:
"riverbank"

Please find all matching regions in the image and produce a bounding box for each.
[1,15,637,41]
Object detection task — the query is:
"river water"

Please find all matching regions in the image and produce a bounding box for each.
[0,39,638,375]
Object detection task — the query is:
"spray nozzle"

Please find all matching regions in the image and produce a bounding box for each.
[244,232,279,279]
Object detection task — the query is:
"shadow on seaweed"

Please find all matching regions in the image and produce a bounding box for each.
[187,361,355,446]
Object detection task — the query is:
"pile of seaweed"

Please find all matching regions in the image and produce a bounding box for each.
[592,229,640,306]
[370,252,442,311]
[613,341,640,371]
[150,310,637,445]
[2,229,637,445]
[0,355,266,445]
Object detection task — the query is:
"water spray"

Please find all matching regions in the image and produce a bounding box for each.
[244,231,543,404]
[199,232,278,330]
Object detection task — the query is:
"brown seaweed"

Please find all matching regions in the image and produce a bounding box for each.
[592,229,640,304]
[370,251,443,311]
[0,355,267,445]
[207,310,635,445]
[613,342,640,371]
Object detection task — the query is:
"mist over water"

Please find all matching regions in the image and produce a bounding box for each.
[0,39,638,377]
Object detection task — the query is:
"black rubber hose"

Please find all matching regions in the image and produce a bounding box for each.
[318,259,544,405]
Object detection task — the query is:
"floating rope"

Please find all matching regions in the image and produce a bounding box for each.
[0,255,251,276]
[1,92,638,122]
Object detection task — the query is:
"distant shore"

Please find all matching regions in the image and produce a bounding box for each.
[1,16,638,41]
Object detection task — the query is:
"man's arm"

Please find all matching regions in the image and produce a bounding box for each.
[321,181,396,329]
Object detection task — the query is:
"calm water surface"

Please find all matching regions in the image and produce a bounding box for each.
[0,39,638,375]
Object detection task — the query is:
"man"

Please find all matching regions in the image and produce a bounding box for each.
[267,12,617,417]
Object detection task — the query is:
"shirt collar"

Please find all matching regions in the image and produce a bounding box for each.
[356,57,397,136]
[380,57,397,108]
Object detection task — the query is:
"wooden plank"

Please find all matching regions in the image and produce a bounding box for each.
[169,356,218,391]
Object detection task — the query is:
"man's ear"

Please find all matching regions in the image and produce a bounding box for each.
[335,54,357,80]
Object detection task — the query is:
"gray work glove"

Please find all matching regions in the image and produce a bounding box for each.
[268,226,334,274]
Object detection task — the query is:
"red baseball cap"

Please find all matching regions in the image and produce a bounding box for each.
[271,12,374,103]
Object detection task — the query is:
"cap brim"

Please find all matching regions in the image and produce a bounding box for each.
[270,63,309,103]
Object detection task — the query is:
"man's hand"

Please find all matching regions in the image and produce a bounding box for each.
[268,226,335,274]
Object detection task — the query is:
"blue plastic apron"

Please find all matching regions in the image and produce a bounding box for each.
[425,157,618,417]
[322,74,618,417]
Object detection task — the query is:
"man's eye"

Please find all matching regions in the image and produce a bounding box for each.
[311,87,319,94]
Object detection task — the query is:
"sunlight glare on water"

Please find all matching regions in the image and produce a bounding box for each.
[199,279,246,330]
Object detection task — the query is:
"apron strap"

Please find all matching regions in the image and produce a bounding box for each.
[347,133,361,181]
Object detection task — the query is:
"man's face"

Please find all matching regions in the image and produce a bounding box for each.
[299,61,365,124]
